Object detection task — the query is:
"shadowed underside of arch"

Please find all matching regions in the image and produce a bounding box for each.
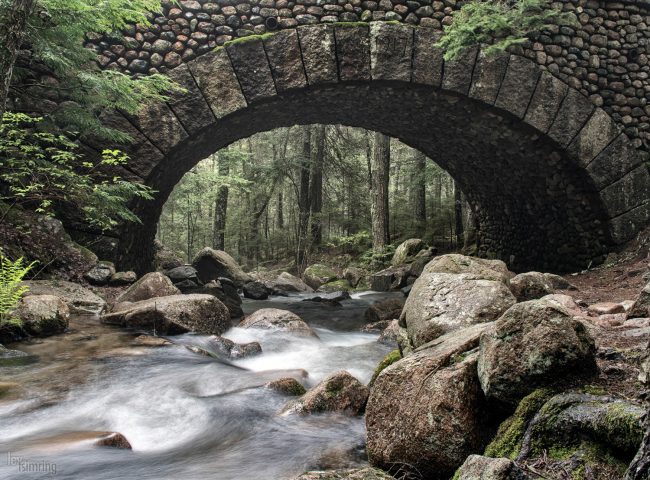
[90,23,650,274]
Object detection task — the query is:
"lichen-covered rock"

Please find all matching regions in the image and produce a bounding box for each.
[266,377,306,396]
[22,280,106,315]
[478,299,597,405]
[16,294,69,337]
[83,262,115,286]
[243,281,269,300]
[401,272,516,348]
[239,308,317,337]
[366,324,492,480]
[291,468,393,480]
[264,272,314,295]
[102,294,230,335]
[281,371,368,416]
[114,272,180,305]
[377,319,399,346]
[628,283,650,319]
[391,238,425,266]
[369,349,401,386]
[509,271,554,301]
[422,254,512,284]
[303,264,338,289]
[370,265,411,292]
[453,455,525,480]
[364,297,404,324]
[192,247,252,287]
[109,271,137,286]
[343,267,365,288]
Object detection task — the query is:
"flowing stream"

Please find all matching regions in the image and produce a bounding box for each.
[0,292,398,479]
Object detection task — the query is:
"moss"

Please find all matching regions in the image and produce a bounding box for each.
[319,279,351,291]
[450,467,462,480]
[223,32,275,48]
[602,402,644,453]
[546,440,629,477]
[484,388,555,459]
[581,385,607,396]
[370,349,401,385]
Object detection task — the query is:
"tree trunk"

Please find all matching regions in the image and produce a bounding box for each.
[454,180,464,248]
[310,124,325,246]
[413,150,427,238]
[370,132,390,253]
[0,0,33,121]
[296,126,312,269]
[277,191,284,229]
[213,154,229,251]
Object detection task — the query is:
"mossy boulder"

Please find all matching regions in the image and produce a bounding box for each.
[317,279,351,293]
[391,238,425,266]
[281,371,369,416]
[304,264,338,289]
[509,271,554,301]
[266,378,306,396]
[628,282,650,319]
[370,349,401,386]
[422,254,513,284]
[16,294,70,337]
[478,299,597,406]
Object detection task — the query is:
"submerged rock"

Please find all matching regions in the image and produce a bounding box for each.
[281,371,369,416]
[366,324,492,480]
[131,334,172,347]
[401,272,516,349]
[239,308,317,337]
[16,294,69,337]
[478,299,597,405]
[0,345,36,366]
[114,272,180,305]
[102,294,230,336]
[22,280,106,315]
[192,247,252,287]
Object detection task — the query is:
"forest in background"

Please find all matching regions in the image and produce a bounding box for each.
[157,125,476,272]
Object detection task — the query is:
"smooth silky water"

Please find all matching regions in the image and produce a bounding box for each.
[0,292,399,479]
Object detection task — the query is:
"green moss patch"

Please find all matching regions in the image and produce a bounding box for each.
[370,349,401,386]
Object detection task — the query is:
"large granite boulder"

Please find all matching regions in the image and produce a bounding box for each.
[102,294,230,335]
[454,455,526,480]
[391,238,425,266]
[478,299,597,405]
[343,267,366,288]
[366,324,492,480]
[370,265,411,292]
[83,262,115,286]
[281,371,369,416]
[303,264,338,290]
[509,271,555,301]
[239,308,317,337]
[423,254,512,283]
[164,265,201,287]
[628,282,650,319]
[22,280,106,315]
[364,297,405,324]
[264,272,314,295]
[401,272,516,349]
[184,278,243,319]
[109,271,137,286]
[114,272,180,305]
[242,281,269,300]
[192,247,252,287]
[16,295,69,337]
[626,340,650,480]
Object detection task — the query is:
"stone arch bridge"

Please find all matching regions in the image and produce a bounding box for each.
[77,2,650,274]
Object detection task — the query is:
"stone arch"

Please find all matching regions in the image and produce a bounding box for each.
[92,23,649,274]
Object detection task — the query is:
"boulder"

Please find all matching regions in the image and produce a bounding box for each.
[317,280,351,293]
[588,302,626,316]
[541,293,583,316]
[423,254,512,284]
[401,272,516,348]
[454,455,525,480]
[114,272,180,305]
[366,323,492,480]
[101,294,230,336]
[303,291,351,304]
[153,241,183,271]
[164,265,201,286]
[264,272,314,295]
[16,295,69,337]
[478,299,597,405]
[205,335,262,359]
[364,297,405,324]
[94,432,132,449]
[239,308,317,337]
[370,265,411,292]
[343,267,365,288]
[83,262,115,286]
[131,334,172,347]
[291,468,393,479]
[628,283,650,319]
[627,341,650,480]
[509,271,554,301]
[544,273,577,291]
[22,280,106,315]
[303,264,338,290]
[243,281,269,300]
[109,271,137,286]
[192,247,252,287]
[281,371,369,416]
[266,377,306,396]
[377,320,399,346]
[184,279,243,319]
[391,238,425,266]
